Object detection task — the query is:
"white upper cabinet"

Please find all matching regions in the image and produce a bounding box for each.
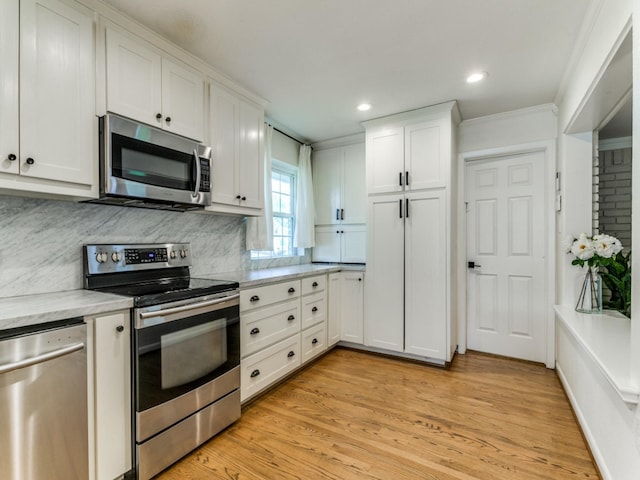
[238,100,264,210]
[366,116,449,194]
[0,0,19,176]
[105,27,204,141]
[404,118,448,190]
[313,148,341,225]
[314,142,366,225]
[366,127,404,195]
[207,82,264,215]
[312,141,366,263]
[0,0,95,195]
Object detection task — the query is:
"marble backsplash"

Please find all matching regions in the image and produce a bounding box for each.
[0,195,310,298]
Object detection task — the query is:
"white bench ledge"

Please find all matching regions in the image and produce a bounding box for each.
[554,305,639,405]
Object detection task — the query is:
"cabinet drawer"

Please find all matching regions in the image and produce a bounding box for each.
[241,335,301,402]
[301,292,327,329]
[301,275,327,295]
[241,300,301,357]
[301,323,326,364]
[240,280,300,311]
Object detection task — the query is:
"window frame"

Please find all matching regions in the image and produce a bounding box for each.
[250,159,303,259]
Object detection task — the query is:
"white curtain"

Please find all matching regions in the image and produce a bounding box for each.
[294,144,315,248]
[246,124,274,251]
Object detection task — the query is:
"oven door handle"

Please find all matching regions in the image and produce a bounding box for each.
[192,148,201,198]
[138,293,239,321]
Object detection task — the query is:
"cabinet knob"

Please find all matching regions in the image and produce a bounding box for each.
[287,315,295,321]
[250,327,260,335]
[288,287,295,293]
[358,277,362,282]
[26,157,34,165]
[156,113,162,120]
[241,196,246,201]
[250,369,260,378]
[250,295,260,302]
[236,195,242,200]
[165,116,171,124]
[312,282,318,287]
[287,351,295,358]
[7,153,16,161]
[116,325,124,333]
[312,306,318,312]
[312,338,318,345]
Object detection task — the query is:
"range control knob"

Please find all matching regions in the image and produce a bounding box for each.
[170,250,176,259]
[111,252,122,263]
[180,250,188,259]
[95,252,108,263]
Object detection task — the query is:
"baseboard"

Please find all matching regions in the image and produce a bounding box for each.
[556,362,611,480]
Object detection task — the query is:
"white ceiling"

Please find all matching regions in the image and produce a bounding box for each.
[102,0,592,143]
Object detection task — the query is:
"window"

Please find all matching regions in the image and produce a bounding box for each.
[251,161,301,259]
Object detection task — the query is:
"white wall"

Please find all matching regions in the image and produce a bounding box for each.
[272,129,300,166]
[458,104,557,153]
[457,105,557,366]
[553,0,639,478]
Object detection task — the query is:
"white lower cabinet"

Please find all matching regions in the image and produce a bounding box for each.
[301,323,326,364]
[241,299,300,356]
[327,271,365,346]
[240,274,329,402]
[85,310,131,480]
[340,272,365,344]
[241,335,301,401]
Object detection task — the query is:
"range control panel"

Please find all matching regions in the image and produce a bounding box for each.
[84,243,191,275]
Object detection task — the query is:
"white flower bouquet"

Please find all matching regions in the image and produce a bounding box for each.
[567,233,630,316]
[568,233,623,268]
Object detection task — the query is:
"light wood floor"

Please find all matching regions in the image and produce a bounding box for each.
[156,348,600,479]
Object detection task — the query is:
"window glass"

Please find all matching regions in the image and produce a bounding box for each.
[251,161,301,259]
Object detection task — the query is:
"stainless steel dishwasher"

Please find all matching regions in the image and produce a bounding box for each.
[0,318,88,480]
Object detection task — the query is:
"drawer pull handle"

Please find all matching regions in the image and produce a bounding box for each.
[312,306,318,312]
[250,328,260,335]
[312,281,318,287]
[287,315,295,321]
[250,369,260,378]
[312,338,318,345]
[287,351,295,358]
[250,295,260,302]
[288,287,295,293]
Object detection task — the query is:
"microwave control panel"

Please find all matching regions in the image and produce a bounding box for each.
[199,158,211,192]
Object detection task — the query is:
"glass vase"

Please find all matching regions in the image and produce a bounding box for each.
[575,267,602,314]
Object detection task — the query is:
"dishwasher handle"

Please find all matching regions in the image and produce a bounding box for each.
[0,341,85,375]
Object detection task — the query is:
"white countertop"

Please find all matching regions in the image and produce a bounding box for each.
[0,263,364,331]
[0,290,133,330]
[201,263,365,288]
[554,304,639,404]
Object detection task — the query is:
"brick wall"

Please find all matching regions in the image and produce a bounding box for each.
[597,146,632,250]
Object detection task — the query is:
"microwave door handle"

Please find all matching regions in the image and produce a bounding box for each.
[192,148,201,198]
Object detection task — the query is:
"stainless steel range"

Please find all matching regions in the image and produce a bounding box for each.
[83,243,240,480]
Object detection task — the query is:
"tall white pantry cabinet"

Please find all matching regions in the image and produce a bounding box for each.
[362,102,460,363]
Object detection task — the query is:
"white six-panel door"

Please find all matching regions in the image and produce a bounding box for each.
[465,150,546,362]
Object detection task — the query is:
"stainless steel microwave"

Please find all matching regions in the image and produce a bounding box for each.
[94,114,212,211]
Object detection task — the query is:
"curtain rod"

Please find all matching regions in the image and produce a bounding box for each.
[272,126,308,146]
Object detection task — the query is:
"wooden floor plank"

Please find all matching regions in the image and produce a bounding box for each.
[155,348,600,480]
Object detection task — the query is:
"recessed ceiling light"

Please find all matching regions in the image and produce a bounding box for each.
[466,71,488,83]
[357,103,372,111]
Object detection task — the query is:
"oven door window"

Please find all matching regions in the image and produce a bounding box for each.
[135,305,239,412]
[111,133,195,191]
